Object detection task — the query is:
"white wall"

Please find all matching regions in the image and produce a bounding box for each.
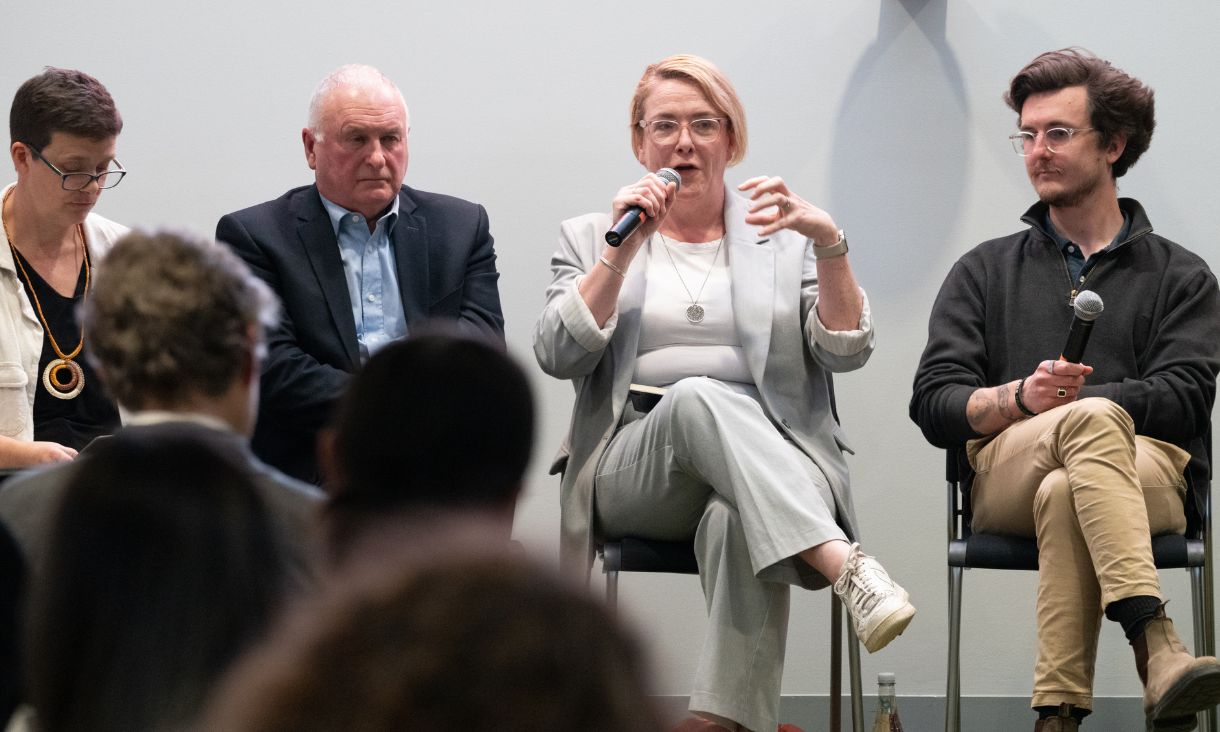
[7,0,1219,702]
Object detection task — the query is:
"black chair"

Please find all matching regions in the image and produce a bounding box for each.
[945,443,1216,732]
[601,536,865,732]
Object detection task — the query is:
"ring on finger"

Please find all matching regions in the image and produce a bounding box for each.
[1056,387,1068,398]
[1048,361,1056,375]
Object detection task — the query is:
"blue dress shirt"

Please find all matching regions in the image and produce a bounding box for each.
[319,194,408,362]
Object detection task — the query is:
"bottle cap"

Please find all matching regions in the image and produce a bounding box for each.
[878,672,896,684]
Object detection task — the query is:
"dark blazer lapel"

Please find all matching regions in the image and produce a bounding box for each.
[294,188,360,366]
[391,186,429,325]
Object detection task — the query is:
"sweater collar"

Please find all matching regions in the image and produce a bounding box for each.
[1020,197,1154,251]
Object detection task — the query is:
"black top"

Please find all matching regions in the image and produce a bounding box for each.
[12,248,119,450]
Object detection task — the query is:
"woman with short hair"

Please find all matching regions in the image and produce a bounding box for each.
[535,54,914,731]
[0,68,128,467]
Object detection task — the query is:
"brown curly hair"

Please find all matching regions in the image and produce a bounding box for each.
[1005,47,1155,178]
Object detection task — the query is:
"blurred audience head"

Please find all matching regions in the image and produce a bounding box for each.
[0,522,22,726]
[321,327,534,560]
[82,229,278,433]
[202,541,663,732]
[23,425,288,732]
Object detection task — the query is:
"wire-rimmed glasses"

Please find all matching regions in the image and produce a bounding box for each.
[638,117,727,145]
[1009,127,1095,156]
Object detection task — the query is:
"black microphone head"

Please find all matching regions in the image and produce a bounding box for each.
[1073,290,1104,322]
[656,167,682,191]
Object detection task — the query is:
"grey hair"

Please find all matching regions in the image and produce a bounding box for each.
[306,64,408,140]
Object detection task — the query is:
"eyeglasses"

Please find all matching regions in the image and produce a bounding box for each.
[638,117,727,145]
[1009,127,1094,156]
[24,144,126,190]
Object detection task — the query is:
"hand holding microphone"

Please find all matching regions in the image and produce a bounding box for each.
[605,168,681,247]
[1017,290,1103,414]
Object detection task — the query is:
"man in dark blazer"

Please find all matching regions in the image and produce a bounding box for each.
[216,64,505,483]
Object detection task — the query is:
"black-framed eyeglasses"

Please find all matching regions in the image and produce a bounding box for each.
[24,144,126,190]
[1008,127,1095,156]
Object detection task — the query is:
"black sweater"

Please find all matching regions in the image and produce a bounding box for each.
[910,198,1220,458]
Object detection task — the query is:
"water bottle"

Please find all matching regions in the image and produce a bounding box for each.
[871,672,904,732]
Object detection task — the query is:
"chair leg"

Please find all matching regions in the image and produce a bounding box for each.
[947,565,963,732]
[605,568,619,618]
[1207,531,1217,732]
[1191,534,1218,732]
[1189,567,1210,732]
[1192,566,1206,658]
[830,593,842,732]
[846,607,864,732]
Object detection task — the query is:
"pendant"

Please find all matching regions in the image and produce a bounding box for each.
[685,304,705,324]
[42,358,84,400]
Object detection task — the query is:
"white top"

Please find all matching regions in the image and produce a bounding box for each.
[633,236,751,387]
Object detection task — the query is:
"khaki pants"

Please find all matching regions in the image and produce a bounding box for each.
[968,398,1189,710]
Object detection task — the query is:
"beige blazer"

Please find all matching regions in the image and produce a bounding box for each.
[534,191,874,575]
[0,182,129,441]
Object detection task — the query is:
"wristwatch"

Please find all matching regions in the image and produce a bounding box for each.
[813,229,848,260]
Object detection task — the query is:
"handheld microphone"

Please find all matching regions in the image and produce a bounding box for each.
[605,168,682,246]
[1061,290,1104,363]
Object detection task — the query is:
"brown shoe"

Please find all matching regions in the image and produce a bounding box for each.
[1133,604,1220,730]
[1033,704,1079,731]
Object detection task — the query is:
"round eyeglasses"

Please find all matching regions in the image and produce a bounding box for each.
[25,144,126,190]
[1009,127,1094,156]
[638,117,727,145]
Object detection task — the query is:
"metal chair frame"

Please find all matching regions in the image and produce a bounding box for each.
[601,537,865,732]
[945,447,1216,732]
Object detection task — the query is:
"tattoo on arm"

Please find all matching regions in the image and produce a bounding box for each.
[996,383,1019,422]
[966,383,1022,435]
[966,390,995,432]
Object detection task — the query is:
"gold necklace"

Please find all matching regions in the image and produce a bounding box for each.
[1,188,90,400]
[658,231,724,324]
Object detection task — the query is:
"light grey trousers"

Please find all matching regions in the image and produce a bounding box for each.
[595,377,847,732]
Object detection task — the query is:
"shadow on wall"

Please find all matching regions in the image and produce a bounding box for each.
[828,0,968,294]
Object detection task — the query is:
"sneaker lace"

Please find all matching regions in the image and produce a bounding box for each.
[833,549,888,616]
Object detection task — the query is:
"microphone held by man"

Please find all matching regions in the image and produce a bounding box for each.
[1061,289,1104,363]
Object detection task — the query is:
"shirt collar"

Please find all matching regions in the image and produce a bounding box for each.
[318,192,400,237]
[1043,209,1132,256]
[122,410,235,434]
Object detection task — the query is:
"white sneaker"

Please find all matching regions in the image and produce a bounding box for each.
[832,543,915,653]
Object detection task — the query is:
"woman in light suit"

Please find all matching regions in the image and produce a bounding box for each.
[534,54,914,732]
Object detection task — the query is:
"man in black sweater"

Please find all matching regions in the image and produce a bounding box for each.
[911,49,1220,732]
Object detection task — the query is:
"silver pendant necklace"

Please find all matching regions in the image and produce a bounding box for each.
[658,232,724,324]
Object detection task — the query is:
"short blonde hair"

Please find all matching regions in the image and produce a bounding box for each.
[629,54,748,167]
